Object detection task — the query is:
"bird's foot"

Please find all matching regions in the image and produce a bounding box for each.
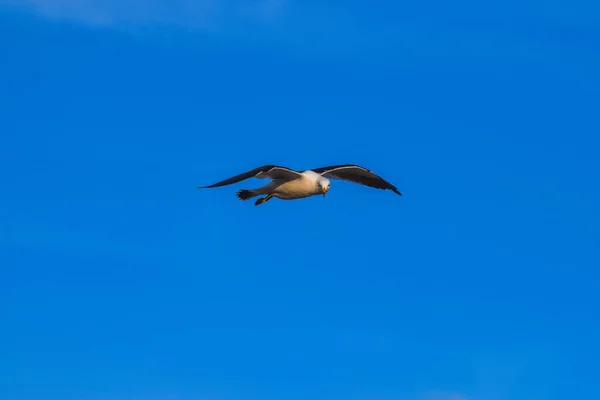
[254,195,272,206]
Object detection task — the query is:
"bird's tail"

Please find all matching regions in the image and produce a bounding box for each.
[236,189,254,201]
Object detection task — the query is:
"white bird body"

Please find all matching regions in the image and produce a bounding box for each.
[258,171,330,200]
[197,164,400,206]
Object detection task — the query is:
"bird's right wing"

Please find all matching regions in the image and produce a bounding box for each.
[197,165,302,189]
[311,164,402,195]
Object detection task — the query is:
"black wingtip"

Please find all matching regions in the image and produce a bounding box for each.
[390,187,402,196]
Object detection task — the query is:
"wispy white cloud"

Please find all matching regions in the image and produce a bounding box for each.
[352,391,469,400]
[1,0,286,29]
[421,390,468,400]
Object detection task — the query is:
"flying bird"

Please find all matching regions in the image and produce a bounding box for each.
[197,164,402,206]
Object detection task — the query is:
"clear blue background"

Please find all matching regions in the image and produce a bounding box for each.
[1,2,599,399]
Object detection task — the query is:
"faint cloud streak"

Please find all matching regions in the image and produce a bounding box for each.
[421,391,468,400]
[1,0,286,28]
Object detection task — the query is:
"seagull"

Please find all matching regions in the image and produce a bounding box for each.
[197,164,402,206]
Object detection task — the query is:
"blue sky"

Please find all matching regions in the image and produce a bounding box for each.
[1,1,599,399]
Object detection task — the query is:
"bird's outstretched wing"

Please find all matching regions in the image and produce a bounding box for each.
[311,164,402,195]
[197,165,302,189]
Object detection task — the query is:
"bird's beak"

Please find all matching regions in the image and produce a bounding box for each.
[322,186,329,197]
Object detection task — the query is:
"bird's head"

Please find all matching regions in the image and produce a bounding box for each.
[317,177,331,197]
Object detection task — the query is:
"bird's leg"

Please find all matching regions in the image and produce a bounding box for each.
[254,194,273,206]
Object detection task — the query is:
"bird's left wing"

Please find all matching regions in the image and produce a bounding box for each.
[312,164,402,195]
[197,165,301,189]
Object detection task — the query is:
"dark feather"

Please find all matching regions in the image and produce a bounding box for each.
[197,165,294,189]
[311,164,402,195]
